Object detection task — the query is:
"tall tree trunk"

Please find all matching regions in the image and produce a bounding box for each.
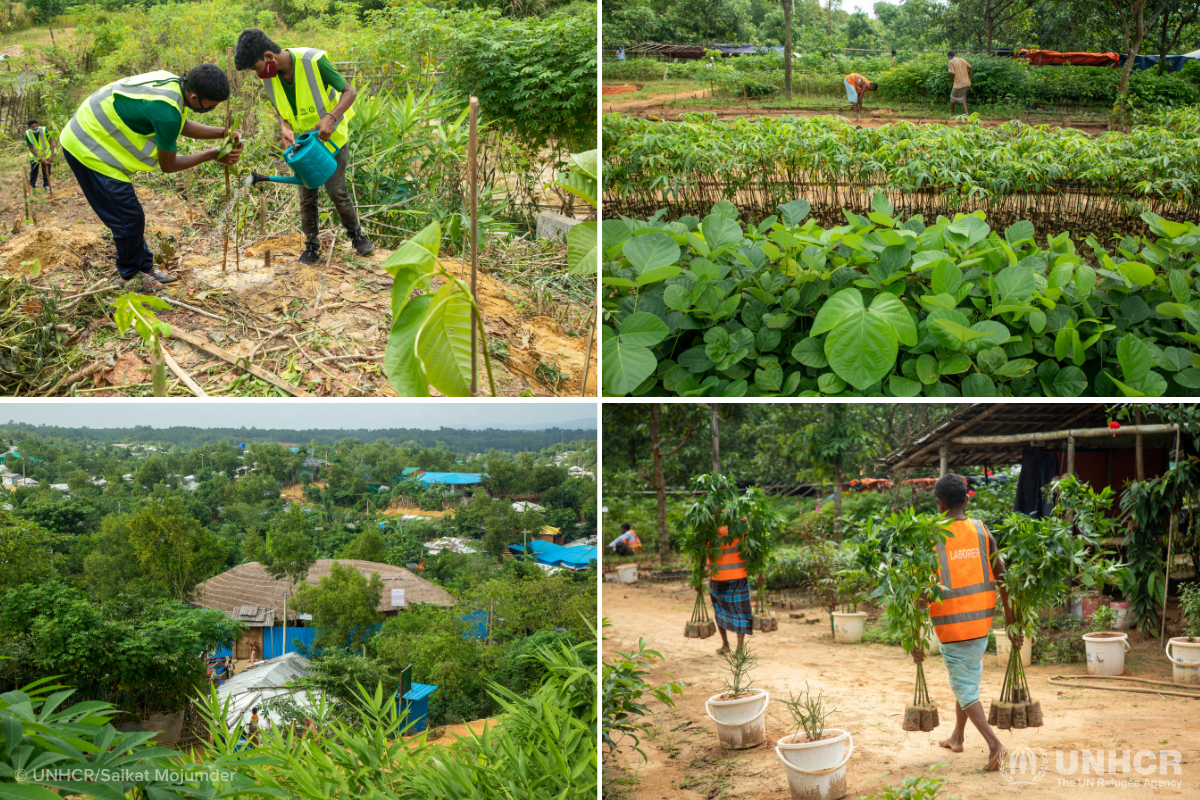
[1158,11,1169,74]
[833,465,843,538]
[1119,0,1151,102]
[710,404,721,474]
[783,0,793,101]
[649,404,670,560]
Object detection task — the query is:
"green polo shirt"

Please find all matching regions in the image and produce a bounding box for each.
[271,56,347,116]
[111,94,184,152]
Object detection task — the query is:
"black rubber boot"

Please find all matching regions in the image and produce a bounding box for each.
[298,245,321,265]
[351,231,376,256]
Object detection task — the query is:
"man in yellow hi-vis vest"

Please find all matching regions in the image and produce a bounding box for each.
[60,65,243,290]
[234,29,375,265]
[25,118,54,192]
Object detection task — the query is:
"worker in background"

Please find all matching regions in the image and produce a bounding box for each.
[616,46,626,62]
[844,73,877,114]
[234,28,375,266]
[247,707,260,745]
[608,523,641,555]
[25,118,53,192]
[912,473,1018,773]
[59,65,243,290]
[948,51,974,117]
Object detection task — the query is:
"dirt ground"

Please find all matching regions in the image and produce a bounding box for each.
[0,155,595,397]
[604,578,1200,799]
[605,84,643,97]
[605,89,1111,136]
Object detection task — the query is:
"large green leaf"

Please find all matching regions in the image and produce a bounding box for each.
[620,312,669,347]
[778,199,811,227]
[415,283,475,397]
[791,337,828,367]
[945,215,990,249]
[604,340,658,395]
[622,232,681,284]
[995,265,1034,304]
[566,221,597,276]
[821,292,906,390]
[382,220,440,279]
[385,295,433,397]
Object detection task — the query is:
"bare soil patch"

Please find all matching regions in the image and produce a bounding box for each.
[604,84,643,97]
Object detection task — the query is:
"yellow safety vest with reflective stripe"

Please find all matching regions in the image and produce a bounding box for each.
[26,127,51,161]
[59,70,188,183]
[262,48,353,151]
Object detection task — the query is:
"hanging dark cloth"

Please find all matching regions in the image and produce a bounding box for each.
[1015,446,1059,518]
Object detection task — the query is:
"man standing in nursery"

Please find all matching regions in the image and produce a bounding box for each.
[234,29,375,265]
[25,118,54,193]
[948,52,973,116]
[911,473,1020,772]
[843,73,877,114]
[59,65,244,290]
[702,526,762,655]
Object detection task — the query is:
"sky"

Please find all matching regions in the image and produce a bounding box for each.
[0,401,597,431]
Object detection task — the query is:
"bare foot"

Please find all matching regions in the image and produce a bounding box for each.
[939,737,964,753]
[986,747,1005,772]
[715,646,730,654]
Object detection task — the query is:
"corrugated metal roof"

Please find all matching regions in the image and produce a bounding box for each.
[403,682,439,701]
[418,472,483,485]
[215,653,322,729]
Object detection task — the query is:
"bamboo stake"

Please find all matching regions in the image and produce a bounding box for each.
[1161,427,1183,645]
[160,344,208,396]
[469,96,479,397]
[579,303,595,397]
[222,46,232,273]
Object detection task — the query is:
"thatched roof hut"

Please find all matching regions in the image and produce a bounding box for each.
[195,559,455,622]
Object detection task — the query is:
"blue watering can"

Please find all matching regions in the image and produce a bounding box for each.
[246,131,339,189]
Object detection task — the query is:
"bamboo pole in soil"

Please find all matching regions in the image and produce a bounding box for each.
[468,96,479,397]
[222,46,232,273]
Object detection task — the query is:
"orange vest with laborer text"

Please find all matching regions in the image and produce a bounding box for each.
[628,530,642,552]
[707,525,747,582]
[928,518,997,644]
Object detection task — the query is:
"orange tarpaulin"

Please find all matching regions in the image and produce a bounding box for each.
[1017,49,1119,67]
[849,477,894,492]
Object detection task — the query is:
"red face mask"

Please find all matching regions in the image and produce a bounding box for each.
[260,59,277,79]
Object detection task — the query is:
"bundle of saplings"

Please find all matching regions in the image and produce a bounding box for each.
[752,583,777,632]
[682,473,781,639]
[991,476,1123,730]
[870,510,955,732]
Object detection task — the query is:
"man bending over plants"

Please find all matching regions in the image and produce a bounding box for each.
[59,65,243,290]
[234,28,375,265]
[911,473,1020,772]
[843,73,877,114]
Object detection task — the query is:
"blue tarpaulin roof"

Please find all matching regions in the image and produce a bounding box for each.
[507,540,598,570]
[418,472,483,485]
[1122,53,1200,72]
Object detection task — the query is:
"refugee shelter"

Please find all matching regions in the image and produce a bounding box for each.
[215,652,322,730]
[418,472,483,486]
[507,540,597,571]
[196,559,456,659]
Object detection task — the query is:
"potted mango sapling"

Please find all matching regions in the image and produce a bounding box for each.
[682,473,780,650]
[704,644,769,750]
[775,684,852,800]
[830,567,871,644]
[873,510,954,733]
[1167,583,1200,685]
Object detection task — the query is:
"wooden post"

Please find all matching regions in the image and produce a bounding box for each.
[938,441,948,477]
[283,594,287,656]
[579,306,594,397]
[222,46,233,273]
[1067,434,1076,476]
[468,96,479,397]
[1135,408,1145,480]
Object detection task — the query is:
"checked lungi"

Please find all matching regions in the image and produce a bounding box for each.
[709,577,753,635]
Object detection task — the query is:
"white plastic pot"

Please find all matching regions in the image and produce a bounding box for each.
[615,564,638,584]
[995,629,1032,668]
[1166,638,1200,685]
[705,689,769,750]
[831,612,867,644]
[775,728,853,800]
[1083,632,1129,676]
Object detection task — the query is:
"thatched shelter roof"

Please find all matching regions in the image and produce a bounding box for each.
[195,559,455,622]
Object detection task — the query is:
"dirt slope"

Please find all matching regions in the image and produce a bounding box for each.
[604,579,1199,799]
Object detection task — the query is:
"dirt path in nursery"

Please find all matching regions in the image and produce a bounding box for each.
[0,164,595,397]
[613,102,1111,136]
[604,579,1199,799]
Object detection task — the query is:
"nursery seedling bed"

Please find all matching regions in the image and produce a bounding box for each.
[0,167,595,397]
[603,586,1200,799]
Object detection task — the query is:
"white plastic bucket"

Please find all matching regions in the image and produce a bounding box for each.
[775,728,853,800]
[616,564,638,583]
[705,689,769,750]
[1166,638,1200,685]
[1069,596,1083,619]
[995,629,1032,668]
[1111,602,1132,630]
[1083,632,1129,676]
[831,612,866,644]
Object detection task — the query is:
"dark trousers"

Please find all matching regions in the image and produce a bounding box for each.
[29,160,50,188]
[65,150,154,279]
[299,144,360,249]
[612,542,635,556]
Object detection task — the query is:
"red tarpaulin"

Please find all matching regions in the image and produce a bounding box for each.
[1017,49,1120,67]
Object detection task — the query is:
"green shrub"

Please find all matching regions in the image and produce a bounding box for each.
[923,56,1031,105]
[1032,615,1086,664]
[741,81,778,98]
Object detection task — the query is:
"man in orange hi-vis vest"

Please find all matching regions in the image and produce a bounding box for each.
[843,73,877,114]
[911,473,1020,773]
[702,525,761,654]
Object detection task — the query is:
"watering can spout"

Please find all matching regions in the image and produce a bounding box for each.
[245,170,302,187]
